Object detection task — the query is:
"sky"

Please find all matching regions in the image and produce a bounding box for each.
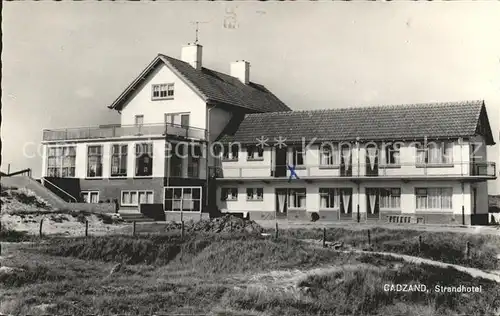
[2,2,499,193]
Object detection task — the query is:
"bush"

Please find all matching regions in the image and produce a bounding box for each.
[0,228,32,242]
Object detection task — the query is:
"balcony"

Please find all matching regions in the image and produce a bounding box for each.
[42,123,207,142]
[209,162,497,181]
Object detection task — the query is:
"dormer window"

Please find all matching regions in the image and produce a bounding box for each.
[152,83,174,100]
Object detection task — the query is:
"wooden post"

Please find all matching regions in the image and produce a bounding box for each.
[132,221,136,236]
[181,220,185,239]
[367,230,371,246]
[39,218,44,238]
[323,227,327,248]
[85,220,89,237]
[462,206,465,226]
[275,222,279,239]
[357,205,360,223]
[418,235,422,253]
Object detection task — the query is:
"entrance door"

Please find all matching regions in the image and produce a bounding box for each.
[366,188,380,219]
[274,147,287,177]
[275,188,287,218]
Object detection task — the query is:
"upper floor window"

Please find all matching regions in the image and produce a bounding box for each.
[222,144,239,161]
[87,145,103,178]
[292,146,305,166]
[247,146,264,161]
[320,144,339,166]
[47,146,76,177]
[111,144,128,177]
[135,143,153,177]
[416,141,453,165]
[134,115,144,127]
[165,113,190,127]
[188,145,202,178]
[152,83,174,100]
[382,143,400,165]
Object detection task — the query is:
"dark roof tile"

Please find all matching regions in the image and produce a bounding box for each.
[219,100,495,145]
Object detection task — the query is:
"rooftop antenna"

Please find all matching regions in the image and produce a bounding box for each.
[190,21,210,44]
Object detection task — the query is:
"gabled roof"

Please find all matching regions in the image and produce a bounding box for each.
[219,100,496,145]
[108,54,291,113]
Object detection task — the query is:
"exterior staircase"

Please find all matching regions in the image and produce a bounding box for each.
[118,211,155,222]
[1,176,73,210]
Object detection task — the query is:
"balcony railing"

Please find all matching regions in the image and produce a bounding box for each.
[209,162,497,179]
[42,123,207,141]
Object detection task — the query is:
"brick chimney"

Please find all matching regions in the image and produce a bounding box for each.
[230,60,250,84]
[181,43,203,70]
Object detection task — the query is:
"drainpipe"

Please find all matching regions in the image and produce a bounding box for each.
[461,181,465,225]
[206,105,216,214]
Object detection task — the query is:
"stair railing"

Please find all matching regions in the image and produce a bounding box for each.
[40,177,78,203]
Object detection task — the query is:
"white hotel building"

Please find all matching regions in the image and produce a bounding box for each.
[40,43,496,225]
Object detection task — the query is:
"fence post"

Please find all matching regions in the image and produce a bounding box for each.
[462,206,465,225]
[133,221,136,236]
[418,235,422,253]
[181,220,185,239]
[367,230,371,246]
[323,227,327,248]
[275,222,279,239]
[357,205,360,223]
[39,218,44,238]
[85,220,89,237]
[465,241,471,260]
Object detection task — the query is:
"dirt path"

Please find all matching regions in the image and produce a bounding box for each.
[300,239,500,283]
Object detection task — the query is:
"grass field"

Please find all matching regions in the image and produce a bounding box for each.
[1,233,500,316]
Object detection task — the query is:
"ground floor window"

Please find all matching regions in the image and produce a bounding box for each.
[81,191,99,203]
[121,190,154,206]
[319,188,340,209]
[221,187,238,201]
[288,188,306,208]
[415,187,453,210]
[164,186,202,212]
[246,188,263,201]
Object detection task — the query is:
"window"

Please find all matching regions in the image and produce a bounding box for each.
[288,188,306,208]
[379,188,401,209]
[320,144,339,166]
[415,188,453,210]
[416,141,453,164]
[121,190,153,206]
[221,188,238,201]
[165,113,190,127]
[319,188,340,209]
[111,144,128,177]
[164,187,201,212]
[47,146,76,177]
[292,146,305,166]
[152,83,174,100]
[135,143,153,176]
[87,145,103,178]
[187,145,201,178]
[383,144,400,165]
[222,144,239,161]
[167,143,183,177]
[81,191,99,204]
[246,188,264,201]
[247,146,264,161]
[134,115,144,127]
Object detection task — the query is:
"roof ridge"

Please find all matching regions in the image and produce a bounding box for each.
[244,99,485,117]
